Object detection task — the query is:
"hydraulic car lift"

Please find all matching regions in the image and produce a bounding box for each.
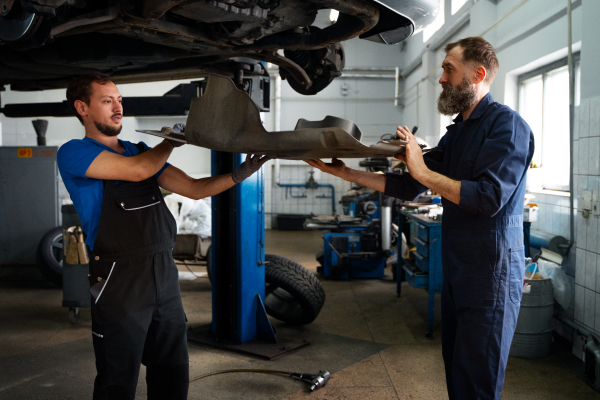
[186,151,310,359]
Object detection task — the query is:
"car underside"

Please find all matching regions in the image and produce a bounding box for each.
[0,0,438,95]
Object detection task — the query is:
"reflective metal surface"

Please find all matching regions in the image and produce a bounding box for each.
[370,0,440,32]
[0,11,37,42]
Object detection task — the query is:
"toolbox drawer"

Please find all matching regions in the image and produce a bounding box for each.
[409,220,417,246]
[403,263,429,289]
[413,251,430,273]
[417,223,428,242]
[415,237,428,258]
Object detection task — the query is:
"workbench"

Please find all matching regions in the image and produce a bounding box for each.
[397,211,443,337]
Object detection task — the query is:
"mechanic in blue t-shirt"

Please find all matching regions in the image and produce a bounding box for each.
[58,138,171,250]
[57,72,269,400]
[305,37,534,400]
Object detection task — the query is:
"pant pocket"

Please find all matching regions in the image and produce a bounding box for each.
[478,230,499,276]
[90,261,116,304]
[509,246,525,304]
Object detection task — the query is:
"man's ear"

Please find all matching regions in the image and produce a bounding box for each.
[473,65,487,84]
[74,100,88,118]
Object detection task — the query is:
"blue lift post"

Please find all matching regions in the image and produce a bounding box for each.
[187,151,309,359]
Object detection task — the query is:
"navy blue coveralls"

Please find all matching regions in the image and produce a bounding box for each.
[88,149,189,399]
[385,93,534,399]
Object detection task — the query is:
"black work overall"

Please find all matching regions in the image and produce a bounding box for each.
[88,169,189,399]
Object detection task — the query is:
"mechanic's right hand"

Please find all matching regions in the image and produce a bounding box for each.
[232,154,270,183]
[304,158,347,179]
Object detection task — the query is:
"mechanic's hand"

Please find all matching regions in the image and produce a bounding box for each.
[395,125,427,180]
[232,154,271,183]
[304,158,347,179]
[173,123,185,134]
[161,125,185,148]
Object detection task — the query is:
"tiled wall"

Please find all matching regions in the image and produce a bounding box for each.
[528,192,572,241]
[573,96,600,334]
[263,158,361,228]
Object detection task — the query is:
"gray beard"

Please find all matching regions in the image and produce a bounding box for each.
[437,76,477,116]
[94,120,122,137]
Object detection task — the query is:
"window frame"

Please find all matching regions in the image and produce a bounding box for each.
[517,52,580,192]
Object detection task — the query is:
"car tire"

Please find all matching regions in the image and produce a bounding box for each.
[264,254,325,325]
[37,227,64,287]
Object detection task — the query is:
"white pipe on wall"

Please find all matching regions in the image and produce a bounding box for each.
[275,75,282,184]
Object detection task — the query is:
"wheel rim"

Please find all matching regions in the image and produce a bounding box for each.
[50,232,64,268]
[265,283,304,320]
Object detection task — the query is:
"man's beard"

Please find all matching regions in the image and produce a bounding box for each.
[437,76,477,116]
[94,119,122,137]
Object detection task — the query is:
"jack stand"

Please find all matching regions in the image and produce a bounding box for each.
[187,151,309,359]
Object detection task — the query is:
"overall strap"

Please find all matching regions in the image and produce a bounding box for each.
[134,142,147,154]
[103,142,147,188]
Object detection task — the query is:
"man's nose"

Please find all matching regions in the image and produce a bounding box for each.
[439,73,447,85]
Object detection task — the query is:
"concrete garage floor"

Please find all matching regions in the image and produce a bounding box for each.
[0,229,599,399]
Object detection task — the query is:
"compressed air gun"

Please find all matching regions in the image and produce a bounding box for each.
[290,370,331,392]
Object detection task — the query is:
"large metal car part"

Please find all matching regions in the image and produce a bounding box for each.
[0,0,438,94]
[138,74,421,160]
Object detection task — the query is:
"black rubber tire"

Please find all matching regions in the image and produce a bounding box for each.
[264,254,325,325]
[206,245,213,283]
[36,227,64,287]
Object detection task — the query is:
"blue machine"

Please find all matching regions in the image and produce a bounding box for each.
[343,194,380,221]
[321,219,391,280]
[318,194,395,280]
[322,232,385,279]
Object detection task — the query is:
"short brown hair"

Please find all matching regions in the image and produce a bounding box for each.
[445,37,499,84]
[66,72,114,124]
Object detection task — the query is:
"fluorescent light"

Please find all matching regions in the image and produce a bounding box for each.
[330,9,339,22]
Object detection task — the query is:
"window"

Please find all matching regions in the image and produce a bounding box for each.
[423,0,445,42]
[451,0,468,15]
[518,54,580,191]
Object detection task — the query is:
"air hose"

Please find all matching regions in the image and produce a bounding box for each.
[190,369,331,392]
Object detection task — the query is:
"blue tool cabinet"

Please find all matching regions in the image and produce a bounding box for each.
[397,211,443,337]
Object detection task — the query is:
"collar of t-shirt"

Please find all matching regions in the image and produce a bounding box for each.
[83,136,138,156]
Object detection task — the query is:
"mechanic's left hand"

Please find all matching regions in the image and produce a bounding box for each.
[395,125,428,181]
[232,154,271,183]
[304,158,347,179]
[160,125,185,148]
[173,123,185,134]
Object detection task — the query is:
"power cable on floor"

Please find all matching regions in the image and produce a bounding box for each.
[176,259,207,279]
[189,369,331,392]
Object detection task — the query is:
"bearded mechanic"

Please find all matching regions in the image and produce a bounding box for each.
[306,37,534,399]
[57,72,269,400]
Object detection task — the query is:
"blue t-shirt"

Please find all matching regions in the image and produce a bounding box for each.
[57,137,169,250]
